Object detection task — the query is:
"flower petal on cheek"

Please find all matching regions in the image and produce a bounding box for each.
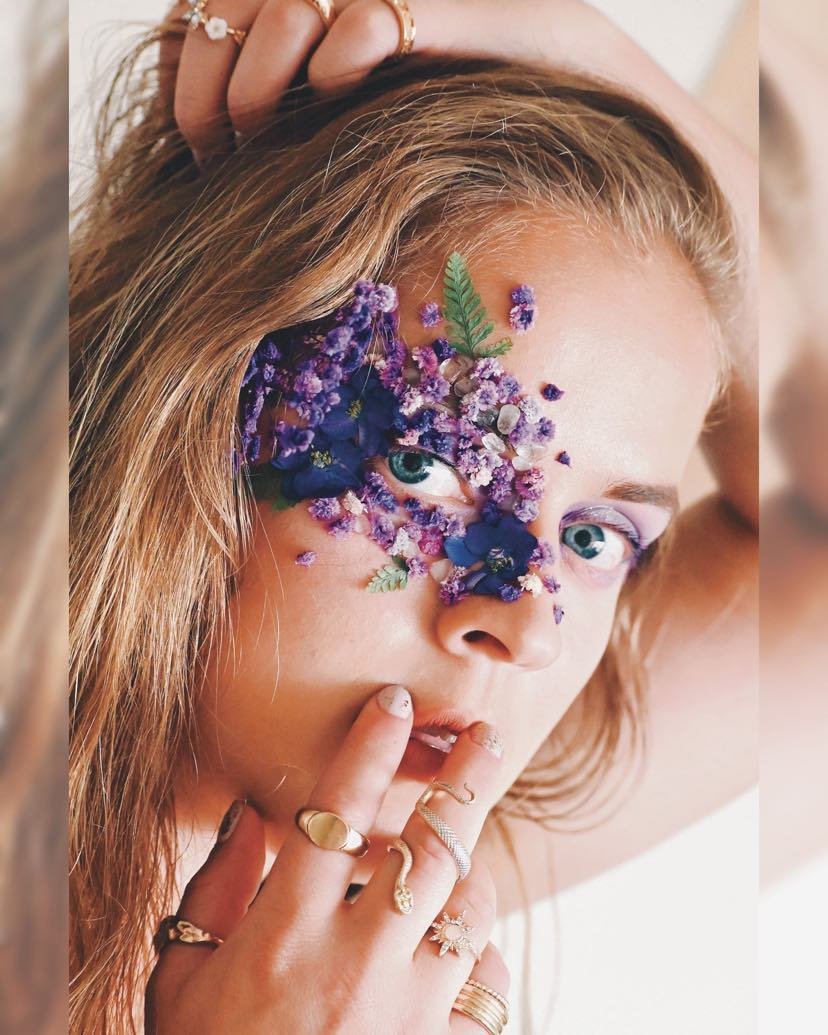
[444,536,478,567]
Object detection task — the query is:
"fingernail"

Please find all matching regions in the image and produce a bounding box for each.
[469,722,504,758]
[376,684,412,719]
[216,799,246,845]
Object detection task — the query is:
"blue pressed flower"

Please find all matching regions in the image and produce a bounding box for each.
[433,337,456,363]
[275,422,315,458]
[443,513,538,596]
[295,551,317,566]
[499,583,522,602]
[271,432,365,500]
[553,603,565,624]
[541,383,564,401]
[556,451,572,467]
[318,366,398,456]
[510,284,535,306]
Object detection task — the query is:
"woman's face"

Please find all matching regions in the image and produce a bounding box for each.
[181,220,717,878]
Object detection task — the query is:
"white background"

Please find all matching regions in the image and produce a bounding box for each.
[67,4,756,1033]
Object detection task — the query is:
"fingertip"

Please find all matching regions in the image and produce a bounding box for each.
[375,683,413,721]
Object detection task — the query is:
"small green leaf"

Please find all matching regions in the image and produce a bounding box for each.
[367,557,409,593]
[473,337,513,358]
[249,466,299,511]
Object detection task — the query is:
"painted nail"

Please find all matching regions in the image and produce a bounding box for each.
[469,722,504,758]
[216,799,246,845]
[376,684,413,719]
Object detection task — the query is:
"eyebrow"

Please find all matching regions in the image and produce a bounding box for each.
[600,480,680,515]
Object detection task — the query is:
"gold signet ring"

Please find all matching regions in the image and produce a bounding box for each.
[294,807,370,857]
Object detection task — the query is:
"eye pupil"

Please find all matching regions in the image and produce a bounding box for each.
[563,523,605,560]
[388,449,433,484]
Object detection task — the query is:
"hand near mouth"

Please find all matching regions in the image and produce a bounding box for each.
[146,683,510,1033]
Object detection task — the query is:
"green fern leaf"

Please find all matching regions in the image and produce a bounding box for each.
[443,252,495,357]
[367,557,409,593]
[474,337,513,358]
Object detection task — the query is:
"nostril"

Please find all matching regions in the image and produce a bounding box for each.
[461,629,511,661]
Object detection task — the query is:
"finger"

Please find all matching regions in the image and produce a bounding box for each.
[352,721,504,952]
[227,0,331,138]
[174,0,263,160]
[306,0,435,96]
[414,853,498,976]
[249,684,414,927]
[448,941,512,1034]
[148,800,266,995]
[158,4,188,122]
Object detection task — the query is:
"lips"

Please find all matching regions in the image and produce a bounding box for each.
[407,707,483,755]
[409,728,458,753]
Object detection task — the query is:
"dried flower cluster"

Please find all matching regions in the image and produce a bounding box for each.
[239,253,569,608]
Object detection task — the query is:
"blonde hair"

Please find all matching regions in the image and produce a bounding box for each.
[70,29,739,1033]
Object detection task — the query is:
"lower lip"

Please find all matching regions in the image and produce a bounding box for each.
[398,735,454,779]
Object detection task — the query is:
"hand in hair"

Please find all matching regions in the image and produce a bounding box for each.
[158,0,570,165]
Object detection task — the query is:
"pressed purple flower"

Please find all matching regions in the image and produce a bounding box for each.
[556,451,572,467]
[418,527,445,556]
[510,284,535,306]
[531,539,556,567]
[515,467,545,500]
[362,471,398,512]
[413,345,439,375]
[513,498,540,523]
[541,383,565,401]
[536,417,555,442]
[509,303,537,334]
[438,568,470,606]
[460,383,500,423]
[496,374,521,404]
[432,337,456,363]
[417,374,452,406]
[542,574,561,594]
[402,521,423,544]
[418,301,443,327]
[553,603,565,624]
[308,497,341,521]
[370,283,398,313]
[328,514,357,539]
[295,551,317,566]
[275,422,315,458]
[322,324,355,358]
[487,466,515,505]
[440,511,467,539]
[294,368,324,398]
[499,583,522,603]
[406,557,429,579]
[368,512,397,550]
[472,357,505,381]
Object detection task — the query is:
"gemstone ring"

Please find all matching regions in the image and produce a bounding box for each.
[181,0,248,47]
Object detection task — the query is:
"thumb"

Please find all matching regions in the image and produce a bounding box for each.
[148,799,266,994]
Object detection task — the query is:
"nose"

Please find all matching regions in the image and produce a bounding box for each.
[435,591,562,671]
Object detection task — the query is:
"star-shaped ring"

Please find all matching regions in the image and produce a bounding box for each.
[427,909,482,963]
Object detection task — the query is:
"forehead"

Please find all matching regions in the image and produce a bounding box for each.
[397,219,717,489]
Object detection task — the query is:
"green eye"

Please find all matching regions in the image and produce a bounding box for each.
[562,523,605,560]
[388,449,434,484]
